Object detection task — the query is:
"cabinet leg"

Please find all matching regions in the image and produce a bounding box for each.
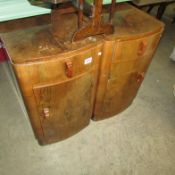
[157,3,166,19]
[147,5,154,13]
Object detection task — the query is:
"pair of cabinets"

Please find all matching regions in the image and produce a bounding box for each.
[13,31,161,144]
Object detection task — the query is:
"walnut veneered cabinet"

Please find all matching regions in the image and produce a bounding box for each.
[93,32,163,120]
[12,43,102,144]
[1,4,164,144]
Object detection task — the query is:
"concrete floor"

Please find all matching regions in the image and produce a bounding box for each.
[0,17,175,175]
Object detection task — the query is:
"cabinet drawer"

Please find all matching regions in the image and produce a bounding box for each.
[110,59,138,78]
[113,33,161,62]
[18,44,102,87]
[64,47,100,77]
[110,51,156,79]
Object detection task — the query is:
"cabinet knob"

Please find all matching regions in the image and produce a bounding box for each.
[138,40,148,56]
[43,107,50,119]
[136,72,145,83]
[65,60,73,78]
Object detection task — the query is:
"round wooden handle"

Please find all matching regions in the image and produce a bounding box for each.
[137,72,145,83]
[138,40,148,56]
[65,60,73,78]
[43,108,50,119]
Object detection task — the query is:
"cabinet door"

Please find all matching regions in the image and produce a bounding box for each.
[99,71,144,118]
[33,71,96,143]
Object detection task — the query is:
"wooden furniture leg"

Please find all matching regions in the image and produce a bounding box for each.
[109,0,116,24]
[157,3,167,19]
[147,5,154,13]
[131,1,175,20]
[78,0,84,28]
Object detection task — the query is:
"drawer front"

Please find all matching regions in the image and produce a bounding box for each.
[110,33,161,79]
[36,45,101,84]
[110,59,138,78]
[113,33,161,62]
[110,51,155,79]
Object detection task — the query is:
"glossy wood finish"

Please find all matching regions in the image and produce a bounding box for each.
[1,4,164,144]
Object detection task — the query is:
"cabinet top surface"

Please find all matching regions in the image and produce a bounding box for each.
[0,4,164,64]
